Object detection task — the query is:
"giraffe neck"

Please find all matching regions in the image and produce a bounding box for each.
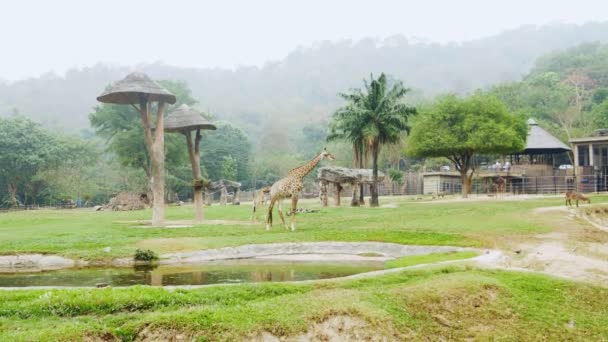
[288,154,323,179]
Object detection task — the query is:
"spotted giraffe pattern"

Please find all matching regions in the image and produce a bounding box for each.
[266,149,335,230]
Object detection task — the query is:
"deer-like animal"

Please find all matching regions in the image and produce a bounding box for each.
[565,191,591,208]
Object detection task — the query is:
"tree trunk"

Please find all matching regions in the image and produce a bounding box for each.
[7,182,18,208]
[186,129,204,223]
[139,100,166,227]
[460,171,472,198]
[358,148,365,205]
[370,142,380,207]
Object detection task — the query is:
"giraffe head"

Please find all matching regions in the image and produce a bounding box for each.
[321,148,335,161]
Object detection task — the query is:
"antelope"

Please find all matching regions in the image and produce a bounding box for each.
[565,191,591,208]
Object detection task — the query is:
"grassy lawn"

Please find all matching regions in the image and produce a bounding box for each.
[0,195,590,260]
[2,195,608,340]
[1,266,607,341]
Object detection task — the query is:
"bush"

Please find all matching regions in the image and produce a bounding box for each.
[134,249,158,262]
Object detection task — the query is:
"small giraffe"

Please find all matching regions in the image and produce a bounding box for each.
[250,186,271,221]
[266,148,335,231]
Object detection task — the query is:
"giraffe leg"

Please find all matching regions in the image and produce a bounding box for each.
[266,197,277,230]
[290,196,298,231]
[277,199,288,229]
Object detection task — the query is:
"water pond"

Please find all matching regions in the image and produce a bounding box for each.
[0,259,385,287]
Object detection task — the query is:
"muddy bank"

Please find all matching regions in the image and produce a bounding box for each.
[0,242,471,273]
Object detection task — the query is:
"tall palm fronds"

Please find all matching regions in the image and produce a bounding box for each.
[328,73,416,206]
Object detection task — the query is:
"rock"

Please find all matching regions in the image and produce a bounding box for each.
[93,205,103,211]
[103,247,112,253]
[433,314,454,327]
[106,192,150,211]
[96,283,109,288]
[514,249,522,254]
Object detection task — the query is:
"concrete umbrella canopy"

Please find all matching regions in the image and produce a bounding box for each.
[165,104,216,223]
[97,72,176,226]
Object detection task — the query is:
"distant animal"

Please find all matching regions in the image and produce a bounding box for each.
[432,192,446,200]
[565,191,591,208]
[493,176,506,197]
[286,208,319,216]
[250,186,271,221]
[267,148,335,231]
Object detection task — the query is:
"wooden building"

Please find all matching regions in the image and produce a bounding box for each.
[570,129,608,192]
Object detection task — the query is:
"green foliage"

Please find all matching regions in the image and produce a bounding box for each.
[201,122,251,186]
[133,249,158,262]
[387,169,403,184]
[409,93,527,158]
[0,117,105,207]
[329,73,416,205]
[408,93,526,195]
[220,155,238,181]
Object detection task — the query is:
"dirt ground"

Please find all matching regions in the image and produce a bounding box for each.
[488,205,608,285]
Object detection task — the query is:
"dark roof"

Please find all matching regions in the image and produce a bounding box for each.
[523,119,571,154]
[96,72,176,105]
[164,105,216,132]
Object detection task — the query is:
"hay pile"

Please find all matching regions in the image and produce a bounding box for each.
[106,192,151,211]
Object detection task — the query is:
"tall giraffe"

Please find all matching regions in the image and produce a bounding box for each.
[266,148,335,230]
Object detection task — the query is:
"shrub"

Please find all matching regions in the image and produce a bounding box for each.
[134,249,158,262]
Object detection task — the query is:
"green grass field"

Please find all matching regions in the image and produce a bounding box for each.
[0,195,574,260]
[1,195,608,340]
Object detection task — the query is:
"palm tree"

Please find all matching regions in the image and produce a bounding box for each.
[329,73,415,207]
[328,103,368,205]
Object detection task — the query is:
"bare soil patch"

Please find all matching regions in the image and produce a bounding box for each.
[247,315,398,342]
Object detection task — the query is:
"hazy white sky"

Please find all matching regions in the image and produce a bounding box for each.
[1,0,607,80]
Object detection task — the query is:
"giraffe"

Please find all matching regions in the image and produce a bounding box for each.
[266,148,335,231]
[250,186,271,221]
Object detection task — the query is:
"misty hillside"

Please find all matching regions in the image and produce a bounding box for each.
[2,22,608,143]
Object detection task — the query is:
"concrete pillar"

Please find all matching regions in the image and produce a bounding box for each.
[350,182,360,207]
[320,181,328,207]
[589,143,594,167]
[220,186,228,206]
[233,188,241,205]
[204,190,212,206]
[334,183,342,207]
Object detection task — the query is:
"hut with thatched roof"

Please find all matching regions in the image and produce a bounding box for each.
[518,119,571,164]
[97,72,176,226]
[164,104,216,223]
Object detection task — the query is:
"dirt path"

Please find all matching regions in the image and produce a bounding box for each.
[487,205,608,285]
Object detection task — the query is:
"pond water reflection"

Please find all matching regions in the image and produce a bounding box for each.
[0,259,385,287]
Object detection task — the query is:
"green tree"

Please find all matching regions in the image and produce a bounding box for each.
[220,155,238,180]
[0,117,57,207]
[201,122,251,185]
[329,73,415,206]
[408,93,527,197]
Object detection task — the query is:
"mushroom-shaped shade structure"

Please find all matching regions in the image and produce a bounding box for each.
[164,104,216,223]
[97,72,176,105]
[165,104,216,132]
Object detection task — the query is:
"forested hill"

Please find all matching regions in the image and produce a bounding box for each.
[2,22,608,141]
